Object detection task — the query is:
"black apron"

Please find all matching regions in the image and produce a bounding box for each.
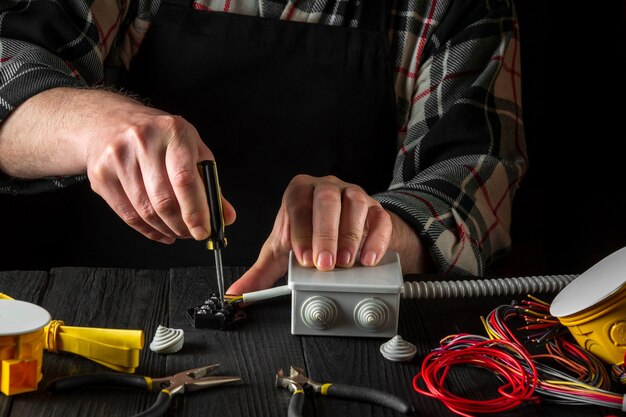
[3,1,397,269]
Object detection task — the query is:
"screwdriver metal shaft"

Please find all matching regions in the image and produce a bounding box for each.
[198,160,228,305]
[213,249,225,303]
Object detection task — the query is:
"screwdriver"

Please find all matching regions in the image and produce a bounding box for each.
[198,160,228,306]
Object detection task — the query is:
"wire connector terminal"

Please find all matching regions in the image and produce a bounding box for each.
[187,292,246,330]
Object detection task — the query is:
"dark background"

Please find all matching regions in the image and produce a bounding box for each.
[505,1,626,275]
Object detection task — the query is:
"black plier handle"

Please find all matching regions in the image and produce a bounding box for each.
[287,383,412,417]
[288,389,306,417]
[48,373,171,417]
[323,383,412,414]
[48,364,240,417]
[277,367,413,416]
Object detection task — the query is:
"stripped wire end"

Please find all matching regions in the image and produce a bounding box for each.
[225,295,244,304]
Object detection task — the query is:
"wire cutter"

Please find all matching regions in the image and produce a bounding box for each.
[275,366,413,416]
[48,364,241,417]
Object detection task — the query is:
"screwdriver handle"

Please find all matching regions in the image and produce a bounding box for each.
[198,160,227,250]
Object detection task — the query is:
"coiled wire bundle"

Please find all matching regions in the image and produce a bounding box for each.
[413,295,626,417]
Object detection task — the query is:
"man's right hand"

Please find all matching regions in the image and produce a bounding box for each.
[0,87,236,243]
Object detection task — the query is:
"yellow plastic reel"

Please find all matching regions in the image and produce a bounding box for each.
[0,293,144,396]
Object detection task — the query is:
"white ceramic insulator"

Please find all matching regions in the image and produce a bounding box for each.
[401,275,577,300]
[301,296,337,330]
[353,298,389,331]
[380,335,417,362]
[149,325,184,354]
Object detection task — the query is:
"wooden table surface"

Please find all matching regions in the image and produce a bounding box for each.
[0,267,616,417]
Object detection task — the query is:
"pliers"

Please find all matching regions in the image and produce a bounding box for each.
[48,364,240,417]
[275,366,413,416]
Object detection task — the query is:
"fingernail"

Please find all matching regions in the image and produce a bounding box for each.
[362,251,377,266]
[316,251,334,270]
[337,249,351,266]
[160,236,176,244]
[302,249,313,266]
[190,226,209,240]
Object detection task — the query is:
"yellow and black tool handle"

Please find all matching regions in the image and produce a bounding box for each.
[134,390,172,417]
[321,383,413,415]
[48,373,172,417]
[288,389,306,417]
[48,373,150,392]
[198,160,227,250]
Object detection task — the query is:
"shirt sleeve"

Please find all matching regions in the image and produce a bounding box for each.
[0,0,135,193]
[373,0,526,275]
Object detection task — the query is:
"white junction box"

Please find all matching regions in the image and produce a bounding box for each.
[288,251,403,338]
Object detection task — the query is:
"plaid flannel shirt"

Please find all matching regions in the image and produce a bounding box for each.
[0,0,526,275]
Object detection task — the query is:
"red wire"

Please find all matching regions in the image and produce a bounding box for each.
[413,338,539,417]
[487,311,522,345]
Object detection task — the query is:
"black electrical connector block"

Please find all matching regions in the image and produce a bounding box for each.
[187,292,247,330]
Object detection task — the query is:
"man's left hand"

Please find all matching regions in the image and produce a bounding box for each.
[227,174,392,294]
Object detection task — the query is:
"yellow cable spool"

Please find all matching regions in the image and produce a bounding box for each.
[0,297,50,396]
[551,247,626,366]
[0,295,143,396]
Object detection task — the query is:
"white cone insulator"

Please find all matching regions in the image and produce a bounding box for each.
[149,325,184,354]
[380,335,417,362]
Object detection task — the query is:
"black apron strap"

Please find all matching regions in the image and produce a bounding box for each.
[360,0,387,32]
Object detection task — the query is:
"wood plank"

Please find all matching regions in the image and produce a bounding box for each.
[0,271,48,417]
[396,289,460,417]
[301,335,418,417]
[0,270,47,302]
[167,267,306,417]
[9,267,169,417]
[4,268,615,417]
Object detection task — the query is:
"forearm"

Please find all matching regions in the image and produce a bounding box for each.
[0,0,144,179]
[387,210,432,274]
[0,87,146,178]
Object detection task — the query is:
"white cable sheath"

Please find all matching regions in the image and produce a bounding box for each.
[401,275,577,299]
[242,285,291,303]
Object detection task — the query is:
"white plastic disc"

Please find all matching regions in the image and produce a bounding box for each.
[0,299,51,335]
[551,247,626,318]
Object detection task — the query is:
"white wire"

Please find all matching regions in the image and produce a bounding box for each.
[242,285,291,303]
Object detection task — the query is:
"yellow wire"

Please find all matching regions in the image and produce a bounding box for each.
[526,294,550,306]
[543,380,605,392]
[480,316,500,340]
[520,308,550,318]
[542,381,622,400]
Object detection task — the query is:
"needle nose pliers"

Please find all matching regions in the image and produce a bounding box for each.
[48,364,241,417]
[275,366,413,416]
